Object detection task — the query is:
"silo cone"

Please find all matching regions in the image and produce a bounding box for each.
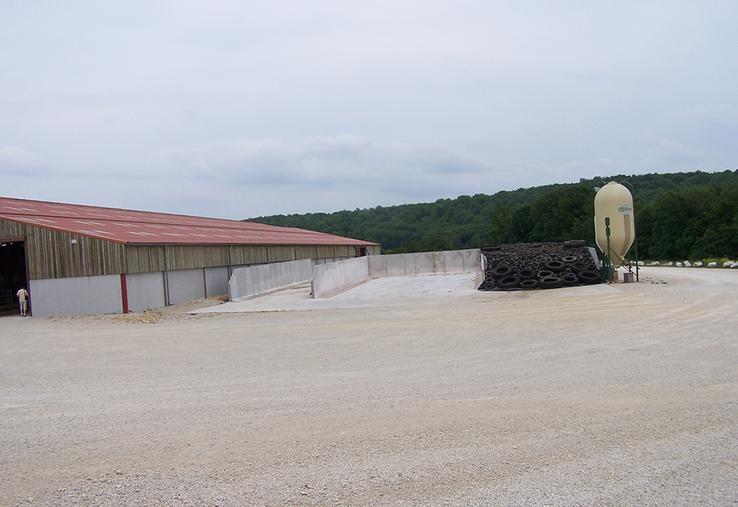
[594,182,635,268]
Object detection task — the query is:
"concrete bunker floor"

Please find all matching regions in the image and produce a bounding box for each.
[1,267,737,505]
[196,272,612,314]
[197,272,489,313]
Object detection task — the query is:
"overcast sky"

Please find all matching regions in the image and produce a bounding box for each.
[1,1,737,219]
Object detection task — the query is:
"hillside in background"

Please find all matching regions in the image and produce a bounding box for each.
[253,170,738,260]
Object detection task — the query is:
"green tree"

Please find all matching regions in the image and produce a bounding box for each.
[252,170,738,258]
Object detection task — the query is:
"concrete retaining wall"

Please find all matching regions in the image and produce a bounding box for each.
[205,267,229,297]
[229,259,314,301]
[310,249,483,299]
[29,274,122,317]
[312,256,370,298]
[127,272,166,313]
[167,268,206,305]
[367,249,482,278]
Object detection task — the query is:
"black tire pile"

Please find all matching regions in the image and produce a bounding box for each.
[479,241,603,291]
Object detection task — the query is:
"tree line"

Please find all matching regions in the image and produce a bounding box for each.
[253,170,738,260]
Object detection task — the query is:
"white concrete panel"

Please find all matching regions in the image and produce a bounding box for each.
[127,272,166,313]
[385,254,407,277]
[444,250,465,273]
[30,275,122,317]
[312,257,370,298]
[229,259,314,301]
[168,269,206,305]
[314,258,350,265]
[414,253,435,275]
[205,267,229,297]
[404,254,418,276]
[368,249,482,278]
[368,255,387,278]
[461,250,484,272]
[432,252,447,273]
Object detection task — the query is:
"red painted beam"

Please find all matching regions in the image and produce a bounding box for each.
[120,273,129,314]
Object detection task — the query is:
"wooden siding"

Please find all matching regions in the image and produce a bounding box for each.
[2,218,375,280]
[165,245,230,271]
[266,245,296,263]
[125,245,165,274]
[0,219,25,240]
[1,219,124,280]
[229,245,268,265]
[335,245,353,257]
[294,245,318,260]
[316,245,334,258]
[29,228,124,280]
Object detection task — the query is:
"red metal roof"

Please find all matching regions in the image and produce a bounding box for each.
[0,196,378,246]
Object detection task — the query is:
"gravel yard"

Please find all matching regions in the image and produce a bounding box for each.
[1,267,737,505]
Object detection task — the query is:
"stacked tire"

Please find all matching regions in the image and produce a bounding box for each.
[479,241,603,291]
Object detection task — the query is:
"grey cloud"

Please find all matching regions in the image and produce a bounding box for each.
[159,136,491,190]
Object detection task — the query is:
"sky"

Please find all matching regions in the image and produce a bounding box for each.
[1,1,737,219]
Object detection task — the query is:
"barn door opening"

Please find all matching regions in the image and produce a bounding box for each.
[0,241,28,315]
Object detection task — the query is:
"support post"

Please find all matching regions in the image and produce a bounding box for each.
[634,235,640,282]
[120,273,129,314]
[605,216,612,283]
[163,245,171,306]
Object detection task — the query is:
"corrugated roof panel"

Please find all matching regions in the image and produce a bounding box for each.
[0,196,378,247]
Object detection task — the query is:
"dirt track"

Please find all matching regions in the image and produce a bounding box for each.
[1,267,737,505]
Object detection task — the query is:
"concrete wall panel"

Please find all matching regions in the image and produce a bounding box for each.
[368,249,482,278]
[432,252,447,273]
[444,250,465,273]
[229,259,314,301]
[385,254,406,277]
[167,269,206,305]
[466,249,484,271]
[368,256,387,278]
[312,256,370,298]
[30,274,122,317]
[205,267,229,297]
[404,255,418,276]
[127,272,166,313]
[314,257,350,265]
[414,253,435,275]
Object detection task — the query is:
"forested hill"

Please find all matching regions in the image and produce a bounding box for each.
[253,170,738,260]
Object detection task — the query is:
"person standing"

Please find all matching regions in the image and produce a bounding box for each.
[16,287,29,317]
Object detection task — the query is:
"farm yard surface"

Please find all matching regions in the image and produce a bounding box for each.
[1,268,737,505]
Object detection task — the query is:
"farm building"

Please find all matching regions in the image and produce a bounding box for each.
[0,197,380,317]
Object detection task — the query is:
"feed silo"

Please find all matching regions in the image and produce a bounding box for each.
[594,182,635,267]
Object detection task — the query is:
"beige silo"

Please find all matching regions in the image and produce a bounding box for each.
[594,182,635,267]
